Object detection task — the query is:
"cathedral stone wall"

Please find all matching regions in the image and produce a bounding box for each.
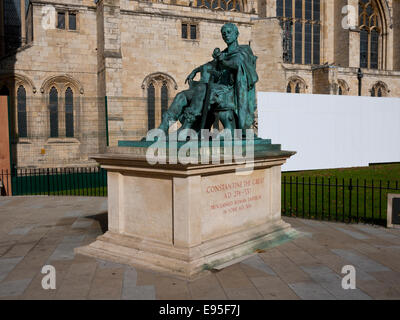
[0,0,398,168]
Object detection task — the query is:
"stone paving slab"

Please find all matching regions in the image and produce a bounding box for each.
[0,257,23,282]
[0,196,399,300]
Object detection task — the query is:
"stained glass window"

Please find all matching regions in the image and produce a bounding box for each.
[304,23,312,65]
[360,29,368,68]
[371,82,387,97]
[277,0,321,65]
[190,25,197,40]
[3,0,22,52]
[313,0,320,20]
[196,0,243,11]
[359,0,382,69]
[277,0,284,17]
[370,29,379,69]
[294,22,302,64]
[161,83,168,117]
[182,24,198,40]
[182,24,188,39]
[147,83,155,131]
[313,24,320,65]
[285,0,292,17]
[69,13,77,31]
[65,87,74,138]
[295,0,302,19]
[17,85,27,138]
[57,12,65,29]
[305,0,312,20]
[286,78,306,94]
[49,87,58,138]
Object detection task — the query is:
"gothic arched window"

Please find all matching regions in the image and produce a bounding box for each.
[17,85,27,138]
[295,83,300,93]
[147,83,155,131]
[143,73,177,131]
[161,83,168,117]
[359,0,383,69]
[337,80,349,95]
[286,77,306,93]
[49,86,59,138]
[65,87,74,137]
[277,0,321,65]
[371,82,387,97]
[196,0,244,12]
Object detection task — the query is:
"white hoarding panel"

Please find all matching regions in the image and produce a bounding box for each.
[257,92,400,171]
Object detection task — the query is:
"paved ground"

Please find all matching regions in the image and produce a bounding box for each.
[0,196,399,300]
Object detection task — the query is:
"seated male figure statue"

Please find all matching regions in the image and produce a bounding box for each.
[156,22,258,139]
[157,48,221,135]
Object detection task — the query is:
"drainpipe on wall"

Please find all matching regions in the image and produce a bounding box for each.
[357,68,363,96]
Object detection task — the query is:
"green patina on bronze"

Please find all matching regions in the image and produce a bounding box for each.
[157,22,259,136]
[118,22,292,158]
[117,137,286,159]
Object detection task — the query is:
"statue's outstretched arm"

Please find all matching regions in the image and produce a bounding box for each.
[185,66,202,84]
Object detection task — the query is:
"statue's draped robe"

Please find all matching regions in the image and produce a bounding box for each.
[219,45,258,130]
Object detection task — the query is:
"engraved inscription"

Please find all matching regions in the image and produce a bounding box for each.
[206,177,265,214]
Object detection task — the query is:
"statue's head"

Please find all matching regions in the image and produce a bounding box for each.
[221,23,239,45]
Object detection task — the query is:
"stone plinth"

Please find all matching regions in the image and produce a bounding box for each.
[76,150,298,279]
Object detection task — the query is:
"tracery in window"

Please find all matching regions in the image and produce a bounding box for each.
[277,0,321,65]
[370,81,388,97]
[0,75,36,141]
[337,79,349,96]
[143,73,177,130]
[41,75,82,139]
[286,76,306,93]
[359,0,385,69]
[196,0,244,12]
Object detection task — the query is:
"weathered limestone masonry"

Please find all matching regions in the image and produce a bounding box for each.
[76,150,298,279]
[98,0,123,147]
[313,66,338,95]
[251,18,286,93]
[395,0,400,70]
[0,0,99,168]
[117,0,257,141]
[0,0,399,168]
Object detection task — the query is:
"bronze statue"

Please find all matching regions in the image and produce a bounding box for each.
[157,23,258,136]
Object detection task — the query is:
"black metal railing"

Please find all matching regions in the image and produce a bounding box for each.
[1,168,399,226]
[282,176,400,226]
[0,167,107,197]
